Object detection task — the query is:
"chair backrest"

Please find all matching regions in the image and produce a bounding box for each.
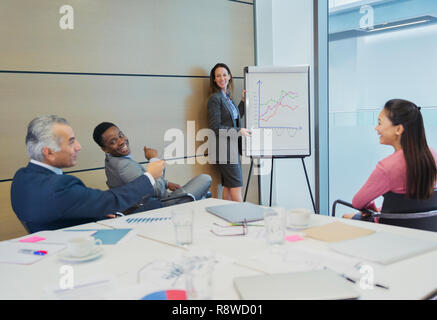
[380,191,437,232]
[381,191,437,213]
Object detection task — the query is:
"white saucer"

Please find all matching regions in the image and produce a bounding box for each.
[59,246,104,263]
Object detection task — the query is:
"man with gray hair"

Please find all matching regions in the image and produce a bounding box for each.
[11,115,165,233]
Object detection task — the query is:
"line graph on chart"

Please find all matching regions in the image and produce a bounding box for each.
[255,80,304,136]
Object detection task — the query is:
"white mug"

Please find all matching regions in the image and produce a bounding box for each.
[287,208,312,228]
[67,236,102,257]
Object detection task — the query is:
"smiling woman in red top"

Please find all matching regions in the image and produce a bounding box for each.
[344,99,437,220]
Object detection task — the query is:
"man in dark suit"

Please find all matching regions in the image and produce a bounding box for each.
[10,115,165,233]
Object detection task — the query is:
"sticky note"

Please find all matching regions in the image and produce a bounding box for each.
[19,236,46,243]
[285,235,304,243]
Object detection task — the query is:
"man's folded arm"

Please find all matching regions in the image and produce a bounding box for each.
[54,174,157,220]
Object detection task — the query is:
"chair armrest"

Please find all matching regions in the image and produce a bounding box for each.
[332,199,376,217]
[161,192,196,203]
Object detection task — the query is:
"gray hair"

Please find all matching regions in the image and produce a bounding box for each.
[25,115,69,161]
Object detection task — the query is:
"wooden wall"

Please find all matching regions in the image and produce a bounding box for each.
[0,0,256,240]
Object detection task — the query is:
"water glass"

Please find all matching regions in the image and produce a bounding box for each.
[171,208,194,246]
[183,249,215,300]
[264,207,286,245]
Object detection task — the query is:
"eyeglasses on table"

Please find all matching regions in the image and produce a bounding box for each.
[210,219,248,236]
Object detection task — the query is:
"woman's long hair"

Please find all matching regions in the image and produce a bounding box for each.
[384,99,437,199]
[209,63,234,96]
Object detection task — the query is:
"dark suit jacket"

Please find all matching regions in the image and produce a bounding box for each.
[207,91,245,163]
[10,162,162,233]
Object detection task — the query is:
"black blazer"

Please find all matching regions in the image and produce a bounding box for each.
[207,91,245,163]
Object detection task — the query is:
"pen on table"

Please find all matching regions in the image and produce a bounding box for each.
[341,274,389,290]
[230,223,264,227]
[19,249,48,256]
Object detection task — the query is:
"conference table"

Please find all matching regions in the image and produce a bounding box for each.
[1,198,437,300]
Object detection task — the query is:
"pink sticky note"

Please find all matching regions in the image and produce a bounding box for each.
[19,236,46,243]
[285,235,304,243]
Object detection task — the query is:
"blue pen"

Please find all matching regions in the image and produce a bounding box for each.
[19,249,47,256]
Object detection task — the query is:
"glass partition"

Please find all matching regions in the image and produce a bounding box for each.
[328,0,437,216]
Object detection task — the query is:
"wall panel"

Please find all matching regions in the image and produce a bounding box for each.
[0,0,253,77]
[0,0,255,239]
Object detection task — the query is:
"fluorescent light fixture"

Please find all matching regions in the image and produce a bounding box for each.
[366,19,430,32]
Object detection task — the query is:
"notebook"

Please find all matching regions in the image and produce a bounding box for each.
[304,221,375,242]
[205,202,268,223]
[329,231,437,265]
[234,269,360,300]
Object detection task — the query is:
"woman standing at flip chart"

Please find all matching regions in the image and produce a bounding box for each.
[207,63,251,202]
[344,99,437,221]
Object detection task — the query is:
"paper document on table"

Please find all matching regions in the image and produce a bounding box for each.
[234,269,360,300]
[329,231,437,265]
[14,230,96,245]
[98,211,172,228]
[49,276,117,300]
[248,245,361,275]
[304,221,375,242]
[0,241,65,265]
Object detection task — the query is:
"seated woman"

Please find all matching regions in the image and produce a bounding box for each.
[344,99,437,221]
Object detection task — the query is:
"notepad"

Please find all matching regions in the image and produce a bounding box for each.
[234,269,359,300]
[304,221,375,242]
[329,232,437,265]
[206,202,268,223]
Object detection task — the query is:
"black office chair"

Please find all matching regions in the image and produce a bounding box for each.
[332,191,437,232]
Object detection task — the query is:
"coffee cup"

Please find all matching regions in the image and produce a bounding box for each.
[67,236,102,257]
[287,208,312,228]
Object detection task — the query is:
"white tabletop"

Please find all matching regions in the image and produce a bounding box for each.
[1,198,437,300]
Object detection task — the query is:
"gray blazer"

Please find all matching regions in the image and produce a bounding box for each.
[105,154,167,198]
[207,91,245,163]
[207,91,245,135]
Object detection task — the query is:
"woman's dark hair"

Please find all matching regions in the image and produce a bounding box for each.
[209,63,234,96]
[384,99,437,199]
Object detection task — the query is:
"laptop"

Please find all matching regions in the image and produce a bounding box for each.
[234,270,360,300]
[205,202,269,224]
